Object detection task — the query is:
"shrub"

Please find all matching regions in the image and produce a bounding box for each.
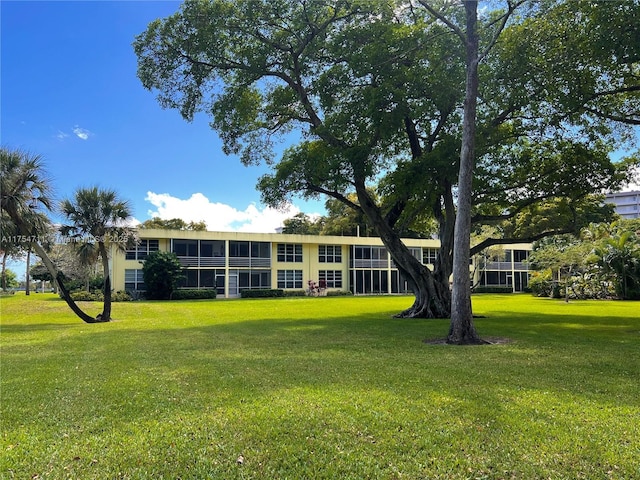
[473,286,514,294]
[240,289,285,298]
[143,251,184,300]
[171,289,217,300]
[283,290,306,297]
[113,291,133,302]
[529,271,554,297]
[326,290,354,297]
[71,291,102,301]
[70,290,132,302]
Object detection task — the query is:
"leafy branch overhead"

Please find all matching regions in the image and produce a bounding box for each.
[134,0,639,325]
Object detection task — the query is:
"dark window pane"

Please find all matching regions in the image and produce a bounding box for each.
[200,241,214,257]
[230,241,249,257]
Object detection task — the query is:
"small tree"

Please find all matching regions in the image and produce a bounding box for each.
[3,268,19,290]
[281,213,323,235]
[142,251,184,300]
[60,187,135,321]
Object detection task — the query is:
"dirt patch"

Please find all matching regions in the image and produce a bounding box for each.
[423,336,513,345]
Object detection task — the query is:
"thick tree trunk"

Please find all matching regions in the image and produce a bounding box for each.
[449,1,484,344]
[432,179,455,305]
[394,265,451,318]
[354,181,450,318]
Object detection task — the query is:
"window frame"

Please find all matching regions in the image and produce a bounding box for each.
[277,243,303,262]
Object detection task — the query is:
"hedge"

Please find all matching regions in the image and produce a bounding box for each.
[472,286,514,294]
[70,291,132,302]
[240,289,285,298]
[284,290,306,297]
[326,290,354,297]
[171,289,217,300]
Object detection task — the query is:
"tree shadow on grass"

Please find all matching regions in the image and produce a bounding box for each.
[0,322,80,332]
[3,303,639,479]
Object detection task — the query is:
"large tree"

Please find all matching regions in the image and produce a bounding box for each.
[60,187,136,321]
[135,0,465,319]
[134,0,638,338]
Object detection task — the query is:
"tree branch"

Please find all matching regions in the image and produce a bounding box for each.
[470,228,575,256]
[583,107,640,126]
[305,183,362,213]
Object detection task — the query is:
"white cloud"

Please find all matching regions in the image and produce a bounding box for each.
[144,192,304,233]
[72,125,92,140]
[55,130,69,140]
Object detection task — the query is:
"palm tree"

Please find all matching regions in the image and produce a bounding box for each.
[595,230,640,299]
[1,147,99,322]
[60,187,135,321]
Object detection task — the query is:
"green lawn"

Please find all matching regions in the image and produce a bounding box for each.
[1,293,638,479]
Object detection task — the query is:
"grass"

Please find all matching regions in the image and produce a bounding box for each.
[1,293,638,479]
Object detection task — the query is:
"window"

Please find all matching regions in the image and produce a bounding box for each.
[371,247,387,260]
[319,245,342,263]
[173,239,198,257]
[353,246,387,267]
[198,269,225,289]
[200,240,225,257]
[277,244,302,262]
[277,270,303,288]
[422,248,438,265]
[179,269,198,288]
[199,269,215,287]
[124,269,145,291]
[354,246,387,260]
[353,269,388,294]
[251,270,271,289]
[482,271,511,287]
[229,241,250,257]
[513,250,529,263]
[319,270,342,288]
[125,239,159,260]
[251,242,271,259]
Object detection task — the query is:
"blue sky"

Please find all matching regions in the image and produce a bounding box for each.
[1,0,324,237]
[2,1,638,279]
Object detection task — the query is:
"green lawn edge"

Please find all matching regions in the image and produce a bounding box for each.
[1,293,638,479]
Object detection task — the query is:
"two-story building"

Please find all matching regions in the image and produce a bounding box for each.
[110,229,531,297]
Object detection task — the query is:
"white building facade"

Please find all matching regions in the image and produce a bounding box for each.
[605,190,640,219]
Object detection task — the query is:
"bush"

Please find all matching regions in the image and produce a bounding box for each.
[283,290,306,297]
[240,289,285,298]
[143,251,184,300]
[70,290,132,302]
[326,290,354,297]
[170,289,217,300]
[529,271,554,297]
[473,286,514,294]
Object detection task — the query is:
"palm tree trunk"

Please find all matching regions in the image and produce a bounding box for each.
[1,252,7,291]
[31,240,106,322]
[98,241,112,320]
[4,205,105,322]
[25,244,31,295]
